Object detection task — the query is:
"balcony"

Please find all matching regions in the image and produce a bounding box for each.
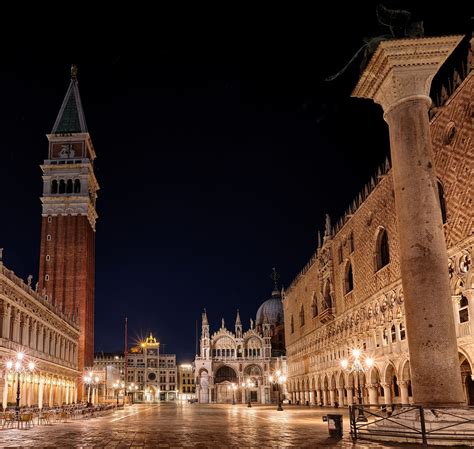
[319,307,335,324]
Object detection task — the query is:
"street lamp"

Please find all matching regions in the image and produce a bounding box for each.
[269,370,287,411]
[340,348,374,422]
[241,378,255,407]
[83,371,93,404]
[113,381,121,406]
[5,351,36,424]
[227,383,237,405]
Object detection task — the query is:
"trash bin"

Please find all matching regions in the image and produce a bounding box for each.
[323,414,343,438]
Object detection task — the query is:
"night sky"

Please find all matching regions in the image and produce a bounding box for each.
[0,3,470,362]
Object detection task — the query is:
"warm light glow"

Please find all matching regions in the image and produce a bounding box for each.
[88,371,93,377]
[365,357,374,368]
[352,349,361,358]
[341,359,349,369]
[28,362,35,371]
[269,375,274,382]
[279,375,287,383]
[15,361,21,371]
[94,376,99,383]
[276,370,281,376]
[17,352,24,361]
[6,361,13,370]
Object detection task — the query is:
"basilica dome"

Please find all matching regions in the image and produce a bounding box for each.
[256,290,284,326]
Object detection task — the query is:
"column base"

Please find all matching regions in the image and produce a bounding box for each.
[354,407,474,446]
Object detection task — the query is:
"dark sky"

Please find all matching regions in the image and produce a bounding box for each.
[0,3,470,362]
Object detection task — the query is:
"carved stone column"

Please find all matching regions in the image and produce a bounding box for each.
[346,387,353,405]
[2,372,9,409]
[381,382,392,405]
[398,380,410,405]
[368,384,379,406]
[38,380,44,409]
[337,387,345,406]
[353,36,465,406]
[329,388,335,406]
[0,302,11,339]
[316,389,322,405]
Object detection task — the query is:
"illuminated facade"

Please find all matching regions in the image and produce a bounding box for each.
[94,334,177,402]
[178,364,195,400]
[194,286,287,404]
[283,41,473,407]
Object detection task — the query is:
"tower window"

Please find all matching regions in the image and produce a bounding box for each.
[51,180,58,194]
[59,179,66,194]
[66,179,73,194]
[47,235,52,241]
[46,255,51,261]
[47,216,53,223]
[44,295,48,301]
[45,274,49,281]
[375,228,390,271]
[399,322,406,340]
[391,324,396,343]
[74,179,81,193]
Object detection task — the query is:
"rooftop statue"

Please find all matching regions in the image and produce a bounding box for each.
[326,4,424,81]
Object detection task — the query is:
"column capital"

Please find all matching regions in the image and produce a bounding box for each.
[380,382,391,389]
[352,36,463,113]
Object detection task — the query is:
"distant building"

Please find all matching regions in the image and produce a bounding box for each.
[194,283,287,404]
[94,333,177,402]
[178,364,196,400]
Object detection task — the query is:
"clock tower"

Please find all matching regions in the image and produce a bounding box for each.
[38,65,99,391]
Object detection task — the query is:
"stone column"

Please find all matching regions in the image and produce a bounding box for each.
[2,373,8,409]
[38,381,44,409]
[329,389,335,407]
[49,382,54,405]
[352,35,465,406]
[316,389,321,406]
[322,389,328,406]
[368,384,379,406]
[337,388,345,406]
[309,390,314,405]
[381,383,392,405]
[1,304,11,338]
[399,381,410,405]
[27,380,33,406]
[74,385,78,403]
[346,387,353,406]
[65,385,70,404]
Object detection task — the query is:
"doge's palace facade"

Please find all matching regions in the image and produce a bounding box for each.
[283,36,473,407]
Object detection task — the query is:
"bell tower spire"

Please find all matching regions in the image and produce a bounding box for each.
[38,65,99,398]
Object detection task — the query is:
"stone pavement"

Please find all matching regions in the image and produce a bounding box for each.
[0,403,432,448]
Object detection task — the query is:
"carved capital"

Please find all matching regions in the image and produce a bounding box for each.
[352,36,463,113]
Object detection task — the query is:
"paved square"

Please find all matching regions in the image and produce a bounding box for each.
[0,403,421,448]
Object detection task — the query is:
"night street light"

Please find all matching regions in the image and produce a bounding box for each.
[227,382,237,405]
[241,378,255,408]
[5,351,36,424]
[269,370,287,411]
[340,348,374,422]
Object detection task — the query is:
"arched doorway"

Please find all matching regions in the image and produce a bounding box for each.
[244,365,262,403]
[460,353,474,405]
[198,369,209,403]
[214,366,238,403]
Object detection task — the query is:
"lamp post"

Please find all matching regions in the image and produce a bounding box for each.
[340,348,374,423]
[227,383,237,405]
[241,378,255,407]
[269,370,287,411]
[83,371,93,405]
[5,352,36,424]
[113,381,120,406]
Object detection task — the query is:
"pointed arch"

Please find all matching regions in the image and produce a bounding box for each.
[344,260,354,294]
[374,227,390,271]
[323,281,332,309]
[311,293,318,317]
[299,304,305,327]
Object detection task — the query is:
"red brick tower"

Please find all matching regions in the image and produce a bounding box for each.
[38,65,99,396]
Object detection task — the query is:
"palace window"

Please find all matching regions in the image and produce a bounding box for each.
[290,315,294,334]
[391,324,397,343]
[375,228,390,271]
[459,295,469,323]
[383,328,388,346]
[344,262,354,294]
[437,180,447,224]
[399,322,406,340]
[311,294,318,317]
[299,305,305,327]
[348,232,354,253]
[323,282,332,309]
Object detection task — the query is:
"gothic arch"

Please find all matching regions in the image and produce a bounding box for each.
[374,226,390,271]
[343,260,354,294]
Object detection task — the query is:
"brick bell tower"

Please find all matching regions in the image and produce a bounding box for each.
[38,65,99,395]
